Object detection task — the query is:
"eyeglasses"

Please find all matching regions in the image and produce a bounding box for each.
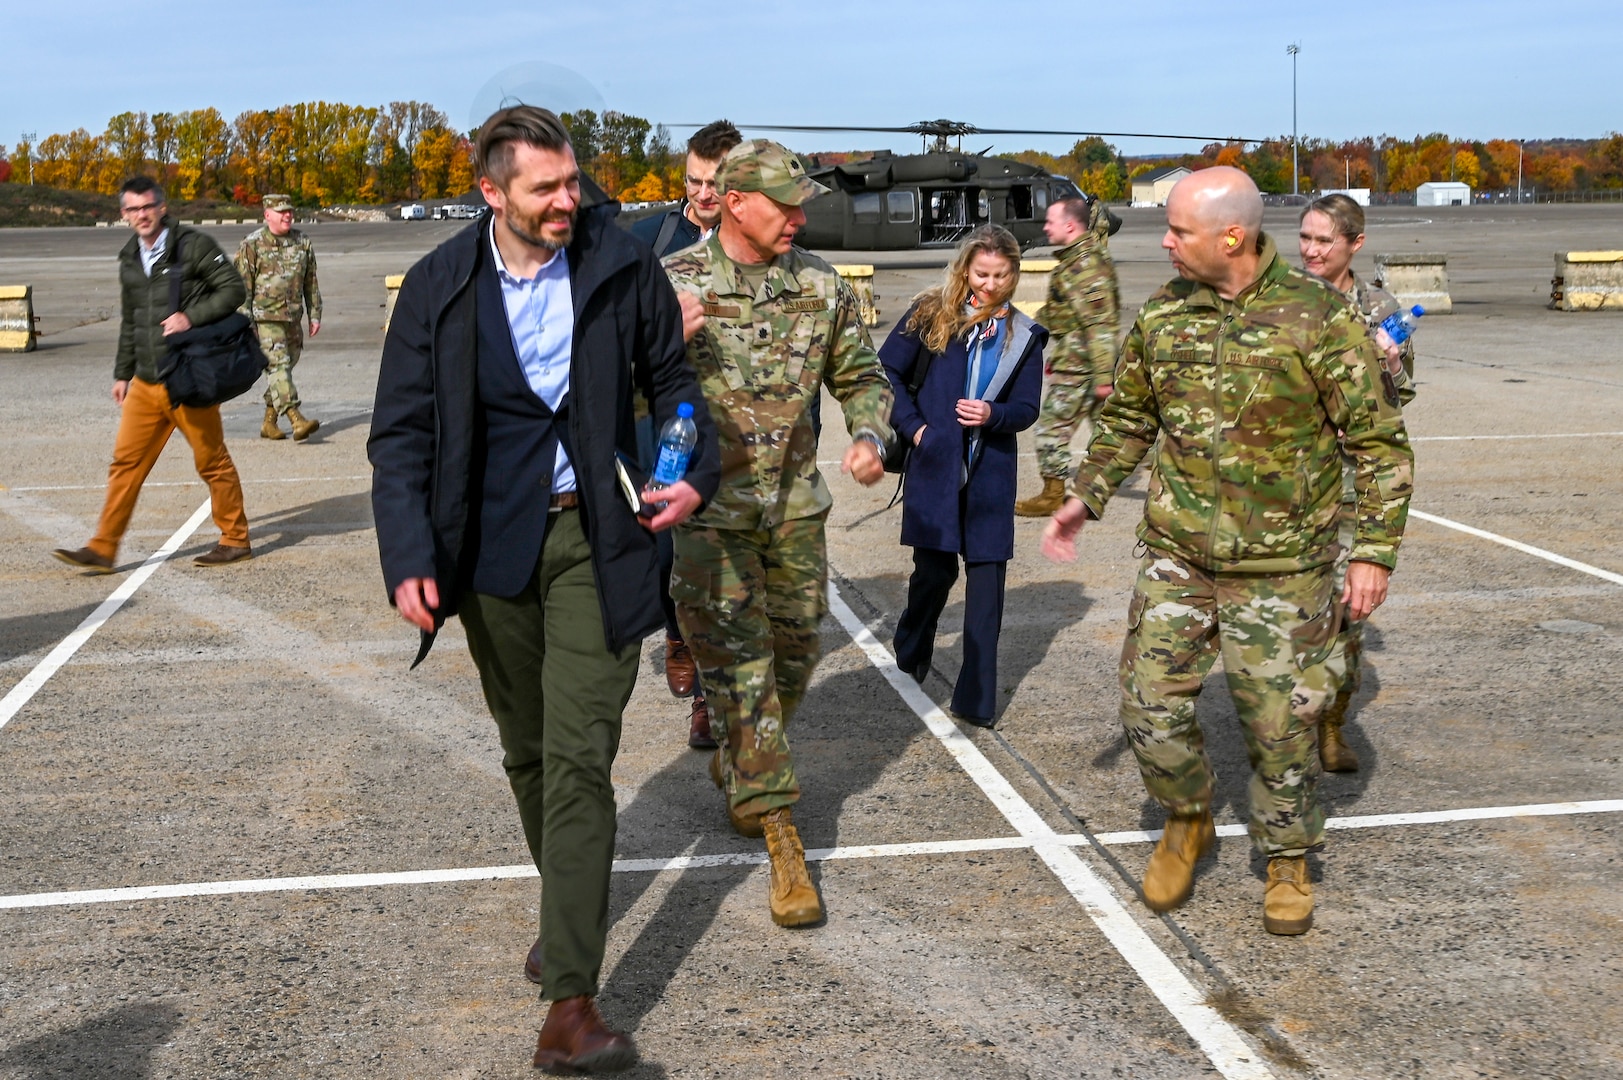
[685,177,719,191]
[266,207,294,215]
[121,202,163,215]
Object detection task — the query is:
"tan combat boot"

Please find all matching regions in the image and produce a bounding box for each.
[260,406,286,440]
[761,807,822,927]
[1263,855,1314,935]
[1319,688,1360,772]
[287,406,320,441]
[1141,811,1215,912]
[1014,476,1066,518]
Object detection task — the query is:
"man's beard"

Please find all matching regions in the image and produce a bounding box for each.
[505,207,574,252]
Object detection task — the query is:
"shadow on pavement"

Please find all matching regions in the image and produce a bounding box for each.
[0,1002,182,1080]
[0,603,100,666]
[232,491,374,558]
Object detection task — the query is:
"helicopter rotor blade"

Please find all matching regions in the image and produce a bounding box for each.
[673,122,1262,144]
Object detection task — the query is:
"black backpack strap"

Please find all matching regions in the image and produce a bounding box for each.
[652,209,682,257]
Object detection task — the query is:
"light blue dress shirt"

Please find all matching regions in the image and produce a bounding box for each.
[139,228,170,277]
[489,224,576,494]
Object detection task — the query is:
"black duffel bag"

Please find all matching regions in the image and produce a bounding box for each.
[156,233,268,408]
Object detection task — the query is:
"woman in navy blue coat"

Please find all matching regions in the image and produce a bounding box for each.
[878,225,1047,726]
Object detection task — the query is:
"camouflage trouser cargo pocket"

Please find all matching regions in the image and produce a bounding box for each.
[671,516,829,818]
[1119,553,1332,856]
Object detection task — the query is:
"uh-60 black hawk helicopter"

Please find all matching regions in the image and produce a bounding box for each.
[673,119,1256,251]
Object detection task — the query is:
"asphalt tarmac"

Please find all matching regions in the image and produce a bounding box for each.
[0,204,1619,1079]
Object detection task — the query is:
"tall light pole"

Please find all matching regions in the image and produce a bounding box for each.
[20,131,36,185]
[1516,140,1524,204]
[1287,44,1301,196]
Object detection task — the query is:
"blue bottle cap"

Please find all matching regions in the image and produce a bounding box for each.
[677,402,694,418]
[1411,305,1425,316]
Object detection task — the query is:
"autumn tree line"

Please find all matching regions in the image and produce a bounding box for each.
[0,103,686,207]
[3,102,1619,206]
[1010,133,1623,200]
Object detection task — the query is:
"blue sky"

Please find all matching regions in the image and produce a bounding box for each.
[6,0,1618,158]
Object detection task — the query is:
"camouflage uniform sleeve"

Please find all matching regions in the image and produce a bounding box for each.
[1310,309,1414,569]
[1077,251,1121,385]
[822,275,894,446]
[234,235,255,318]
[1069,312,1159,515]
[1038,264,1084,374]
[303,238,322,323]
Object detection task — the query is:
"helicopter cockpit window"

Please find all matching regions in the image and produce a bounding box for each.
[1034,186,1050,213]
[1008,184,1034,220]
[885,190,916,224]
[851,193,882,224]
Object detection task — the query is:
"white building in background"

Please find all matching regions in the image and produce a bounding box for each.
[1318,188,1371,206]
[1130,165,1191,207]
[1416,181,1471,206]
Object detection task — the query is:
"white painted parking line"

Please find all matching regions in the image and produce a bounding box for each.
[0,499,211,735]
[1086,798,1623,845]
[825,582,1278,1080]
[1410,510,1623,586]
[1411,431,1623,442]
[7,800,1620,913]
[1,475,371,493]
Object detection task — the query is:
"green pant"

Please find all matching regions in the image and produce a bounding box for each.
[1032,368,1103,480]
[255,320,303,414]
[460,509,639,1001]
[671,513,828,819]
[1119,554,1337,857]
[1324,484,1365,701]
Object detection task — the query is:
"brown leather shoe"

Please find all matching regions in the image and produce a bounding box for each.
[52,546,114,574]
[1141,811,1216,912]
[687,694,717,750]
[193,543,252,567]
[1263,856,1314,935]
[761,807,823,927]
[532,995,637,1073]
[524,937,544,986]
[664,636,696,697]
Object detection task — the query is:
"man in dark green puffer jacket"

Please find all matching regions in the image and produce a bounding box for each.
[52,176,254,573]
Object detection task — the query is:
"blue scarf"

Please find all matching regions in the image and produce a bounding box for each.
[964,302,1008,401]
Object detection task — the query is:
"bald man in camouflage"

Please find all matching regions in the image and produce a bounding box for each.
[1043,167,1413,935]
[236,194,322,441]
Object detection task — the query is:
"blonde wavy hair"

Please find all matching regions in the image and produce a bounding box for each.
[904,224,1022,354]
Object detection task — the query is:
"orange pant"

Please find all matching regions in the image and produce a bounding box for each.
[89,377,249,559]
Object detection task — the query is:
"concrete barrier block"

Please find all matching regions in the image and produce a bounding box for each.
[0,285,38,352]
[1550,251,1623,311]
[1374,253,1452,314]
[384,274,405,332]
[1014,258,1056,320]
[832,264,879,327]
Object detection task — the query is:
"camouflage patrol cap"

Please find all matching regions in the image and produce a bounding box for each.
[715,139,830,205]
[263,194,293,211]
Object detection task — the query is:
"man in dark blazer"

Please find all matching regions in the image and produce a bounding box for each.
[368,105,718,1073]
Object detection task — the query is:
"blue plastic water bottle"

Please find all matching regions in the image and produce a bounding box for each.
[1378,305,1425,347]
[650,403,697,489]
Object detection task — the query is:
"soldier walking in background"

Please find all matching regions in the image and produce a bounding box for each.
[1298,193,1417,773]
[1014,195,1120,516]
[237,194,323,441]
[629,120,743,751]
[662,140,893,929]
[1043,168,1413,935]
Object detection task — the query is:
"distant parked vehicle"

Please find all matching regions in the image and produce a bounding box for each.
[400,204,426,221]
[432,203,483,220]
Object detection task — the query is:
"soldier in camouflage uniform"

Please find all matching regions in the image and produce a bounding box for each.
[1014,195,1121,516]
[1043,168,1413,935]
[236,194,323,441]
[1299,194,1417,773]
[662,140,893,929]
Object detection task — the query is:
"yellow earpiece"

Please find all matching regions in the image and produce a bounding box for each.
[1225,236,1239,248]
